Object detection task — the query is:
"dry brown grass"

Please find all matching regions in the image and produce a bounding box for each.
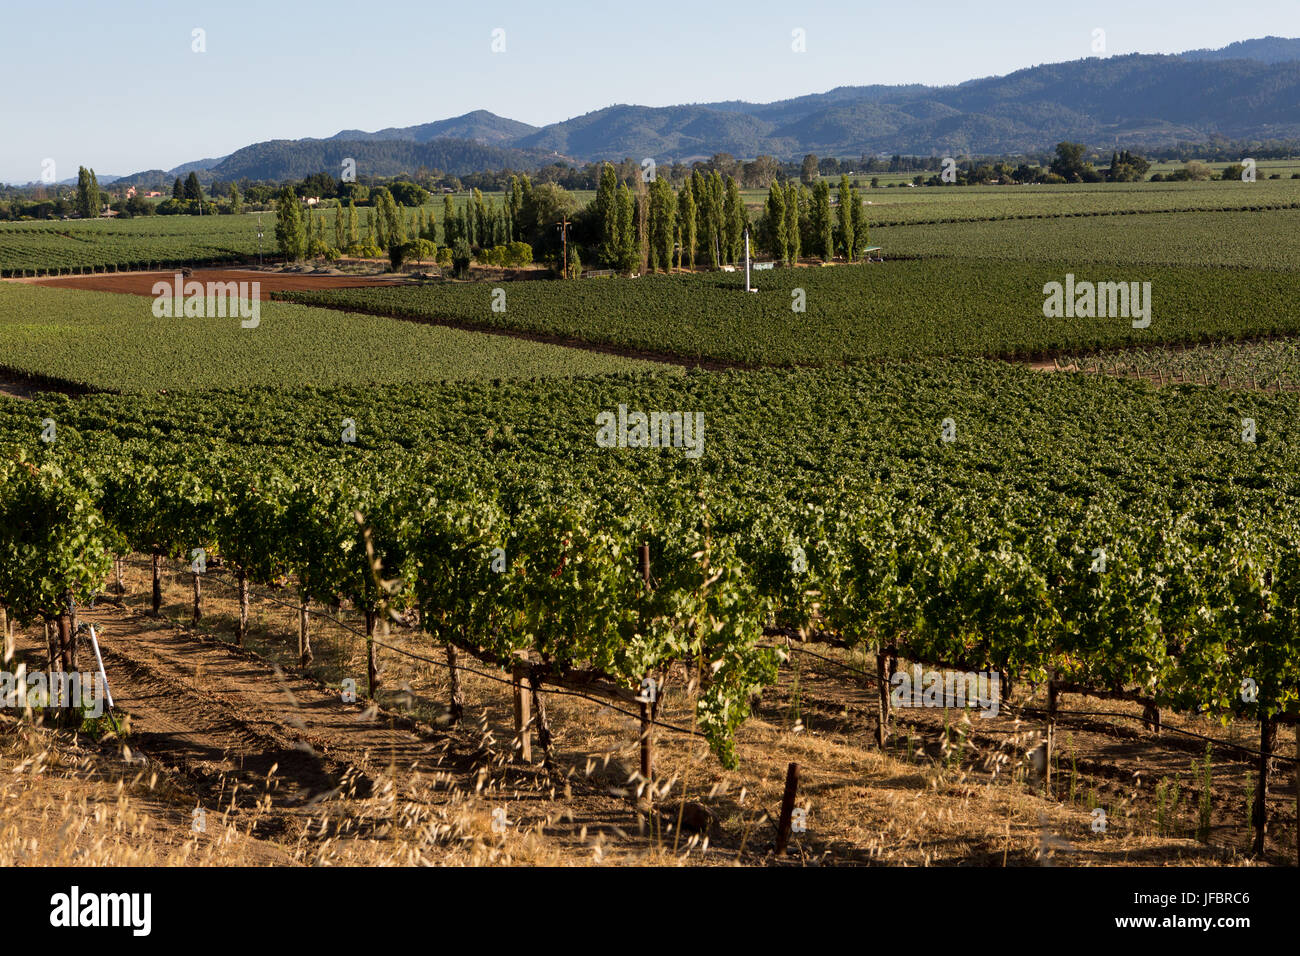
[1,553,1287,866]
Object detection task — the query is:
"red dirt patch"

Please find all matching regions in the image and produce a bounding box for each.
[21,268,409,300]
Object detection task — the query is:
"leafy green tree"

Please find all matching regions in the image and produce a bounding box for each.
[229,183,242,215]
[800,154,819,185]
[347,201,359,248]
[1107,150,1150,182]
[784,181,801,264]
[810,179,832,260]
[274,186,306,260]
[507,175,523,242]
[1050,142,1088,182]
[472,189,488,248]
[75,166,100,219]
[648,177,675,272]
[388,181,429,206]
[765,182,786,262]
[594,163,620,267]
[850,183,867,258]
[338,182,369,205]
[184,172,203,203]
[407,238,436,267]
[724,176,744,264]
[836,175,854,259]
[172,177,184,201]
[635,185,650,273]
[709,172,725,265]
[372,187,404,249]
[516,181,575,257]
[297,171,337,199]
[615,183,637,273]
[677,179,697,271]
[442,195,456,245]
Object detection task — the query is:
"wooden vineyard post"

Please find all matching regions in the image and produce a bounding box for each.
[1253,716,1276,856]
[875,648,890,748]
[56,612,74,676]
[528,673,553,772]
[1295,724,1299,867]
[363,609,378,699]
[192,570,202,624]
[1045,679,1058,796]
[445,643,464,725]
[44,620,58,672]
[236,569,249,646]
[0,605,10,665]
[775,762,801,855]
[638,542,654,814]
[298,588,312,667]
[151,551,162,616]
[512,662,531,763]
[68,597,77,672]
[114,555,125,594]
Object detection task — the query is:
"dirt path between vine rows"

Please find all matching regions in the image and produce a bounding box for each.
[46,601,642,862]
[80,602,473,840]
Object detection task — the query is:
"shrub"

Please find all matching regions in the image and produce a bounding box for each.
[504,241,533,267]
[475,245,505,267]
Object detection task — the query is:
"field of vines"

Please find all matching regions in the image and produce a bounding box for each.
[0,214,268,276]
[0,284,666,391]
[876,208,1300,270]
[3,359,1298,767]
[281,260,1300,365]
[1055,339,1300,390]
[858,178,1300,225]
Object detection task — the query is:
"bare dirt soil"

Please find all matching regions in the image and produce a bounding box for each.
[18,268,410,299]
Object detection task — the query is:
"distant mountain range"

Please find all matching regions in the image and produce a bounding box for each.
[107,37,1300,187]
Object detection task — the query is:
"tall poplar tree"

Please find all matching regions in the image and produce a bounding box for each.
[75,167,100,219]
[724,176,744,265]
[812,180,832,260]
[709,172,724,266]
[677,178,697,271]
[850,184,868,259]
[836,175,854,260]
[765,182,786,262]
[274,187,306,260]
[442,195,456,245]
[784,181,801,264]
[648,177,675,272]
[615,183,636,273]
[594,163,620,267]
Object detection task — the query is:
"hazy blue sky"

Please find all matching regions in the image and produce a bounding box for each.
[2,0,1297,183]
